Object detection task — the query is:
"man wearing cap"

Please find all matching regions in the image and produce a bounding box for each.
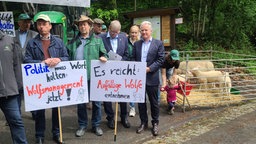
[24,14,69,144]
[14,13,38,118]
[93,18,104,35]
[67,15,108,137]
[160,49,180,90]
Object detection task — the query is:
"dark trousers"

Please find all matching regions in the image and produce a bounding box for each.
[168,102,175,110]
[138,85,159,125]
[35,108,59,138]
[103,102,128,121]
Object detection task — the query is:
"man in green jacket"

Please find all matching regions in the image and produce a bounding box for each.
[67,15,108,137]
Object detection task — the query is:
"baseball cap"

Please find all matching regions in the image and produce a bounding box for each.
[102,24,107,30]
[35,14,51,22]
[170,49,180,60]
[18,13,32,20]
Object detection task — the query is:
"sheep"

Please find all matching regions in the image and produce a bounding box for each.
[177,61,215,74]
[190,68,225,92]
[222,72,232,97]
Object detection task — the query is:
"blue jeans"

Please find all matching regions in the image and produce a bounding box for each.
[77,81,102,128]
[0,95,28,144]
[129,102,135,108]
[77,101,102,128]
[35,108,59,138]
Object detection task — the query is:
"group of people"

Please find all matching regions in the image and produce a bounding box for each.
[0,12,181,144]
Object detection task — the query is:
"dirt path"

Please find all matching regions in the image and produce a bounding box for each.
[143,100,256,144]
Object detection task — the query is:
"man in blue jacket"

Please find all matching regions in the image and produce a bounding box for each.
[133,21,165,136]
[24,14,69,144]
[99,20,131,129]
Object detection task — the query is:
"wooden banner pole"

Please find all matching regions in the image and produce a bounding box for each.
[58,107,63,143]
[114,102,118,141]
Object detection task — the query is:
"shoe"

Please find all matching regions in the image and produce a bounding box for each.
[75,128,86,137]
[53,135,64,144]
[136,123,148,134]
[92,127,103,136]
[129,107,136,117]
[168,109,174,115]
[107,119,115,129]
[152,123,159,136]
[168,107,174,115]
[121,118,131,128]
[36,137,44,144]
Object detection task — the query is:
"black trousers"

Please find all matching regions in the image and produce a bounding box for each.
[103,102,128,121]
[138,85,159,125]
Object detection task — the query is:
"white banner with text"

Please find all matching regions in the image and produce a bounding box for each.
[90,60,146,103]
[22,60,88,111]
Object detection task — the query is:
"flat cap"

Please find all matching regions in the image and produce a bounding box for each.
[93,18,104,24]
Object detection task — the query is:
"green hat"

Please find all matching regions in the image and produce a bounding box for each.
[102,24,107,30]
[170,49,180,60]
[18,13,32,21]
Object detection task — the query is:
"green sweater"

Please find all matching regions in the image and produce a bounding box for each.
[67,32,108,80]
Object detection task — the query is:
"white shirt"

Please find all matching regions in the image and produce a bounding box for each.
[141,37,152,62]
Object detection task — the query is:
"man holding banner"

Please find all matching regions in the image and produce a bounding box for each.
[133,21,165,136]
[24,14,69,144]
[67,15,108,137]
[99,20,131,130]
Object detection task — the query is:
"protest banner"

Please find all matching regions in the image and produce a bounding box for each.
[2,0,90,7]
[90,60,146,103]
[0,11,15,37]
[22,60,88,111]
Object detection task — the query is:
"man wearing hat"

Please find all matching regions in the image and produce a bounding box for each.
[67,15,108,137]
[14,13,37,118]
[93,18,104,35]
[160,49,180,91]
[24,14,69,144]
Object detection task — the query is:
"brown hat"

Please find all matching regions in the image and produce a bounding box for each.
[74,15,93,25]
[93,18,104,24]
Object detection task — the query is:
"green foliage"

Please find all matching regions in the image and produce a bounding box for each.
[89,7,118,25]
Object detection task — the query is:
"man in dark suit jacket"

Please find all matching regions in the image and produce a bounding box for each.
[99,20,130,129]
[133,21,165,136]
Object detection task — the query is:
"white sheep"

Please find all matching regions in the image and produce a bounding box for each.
[190,68,224,92]
[222,72,232,97]
[177,61,215,74]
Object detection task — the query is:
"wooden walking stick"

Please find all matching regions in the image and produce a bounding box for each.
[114,102,118,141]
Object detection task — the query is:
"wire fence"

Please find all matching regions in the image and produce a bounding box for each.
[173,49,256,110]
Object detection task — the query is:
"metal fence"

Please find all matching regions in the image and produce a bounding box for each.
[174,50,256,111]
